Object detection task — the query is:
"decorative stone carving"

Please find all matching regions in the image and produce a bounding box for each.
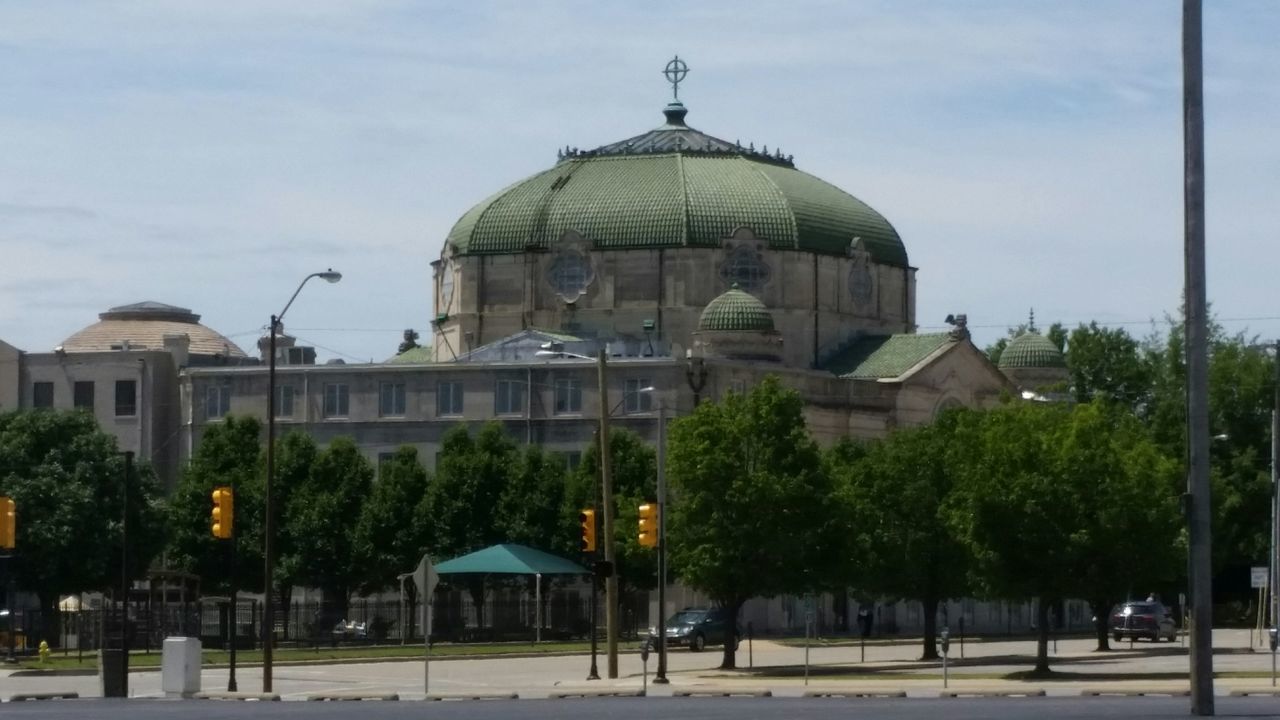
[546,230,596,304]
[718,228,771,293]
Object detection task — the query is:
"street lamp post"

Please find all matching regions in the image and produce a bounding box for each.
[653,402,669,684]
[262,269,341,693]
[596,351,619,679]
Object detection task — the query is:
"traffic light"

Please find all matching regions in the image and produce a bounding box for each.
[579,508,596,553]
[638,503,658,548]
[211,486,234,540]
[0,496,14,550]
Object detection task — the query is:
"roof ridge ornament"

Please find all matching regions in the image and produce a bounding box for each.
[664,55,689,102]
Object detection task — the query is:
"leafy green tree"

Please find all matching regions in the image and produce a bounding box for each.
[166,415,264,593]
[572,428,658,593]
[1064,322,1153,409]
[946,402,1079,674]
[833,413,971,660]
[353,446,431,637]
[666,376,839,669]
[425,422,519,624]
[272,431,320,609]
[0,410,165,643]
[498,445,572,553]
[1062,403,1181,651]
[284,437,374,616]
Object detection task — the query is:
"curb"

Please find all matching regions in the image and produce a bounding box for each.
[1228,689,1280,697]
[8,692,80,701]
[803,689,906,698]
[940,689,1045,698]
[548,688,645,698]
[673,688,772,697]
[1080,688,1189,697]
[425,692,519,701]
[192,691,281,701]
[306,692,399,701]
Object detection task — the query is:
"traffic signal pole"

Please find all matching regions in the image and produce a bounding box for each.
[597,351,619,679]
[227,514,238,692]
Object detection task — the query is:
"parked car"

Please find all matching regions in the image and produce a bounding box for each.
[1111,601,1177,642]
[657,607,740,652]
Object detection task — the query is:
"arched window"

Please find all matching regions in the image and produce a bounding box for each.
[547,248,595,303]
[718,244,770,292]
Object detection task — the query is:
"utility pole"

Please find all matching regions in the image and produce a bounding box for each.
[654,403,669,684]
[1182,0,1214,713]
[1271,339,1279,677]
[597,351,618,678]
[120,451,133,698]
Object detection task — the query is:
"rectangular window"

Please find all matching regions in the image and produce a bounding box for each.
[437,381,463,416]
[379,382,406,417]
[115,380,137,416]
[728,379,748,397]
[563,451,583,471]
[206,385,231,419]
[32,379,54,407]
[32,382,54,408]
[275,385,295,418]
[73,381,94,410]
[623,378,653,413]
[554,377,582,414]
[323,383,349,418]
[378,452,397,479]
[494,379,525,415]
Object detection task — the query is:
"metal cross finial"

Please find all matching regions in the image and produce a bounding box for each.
[664,55,689,101]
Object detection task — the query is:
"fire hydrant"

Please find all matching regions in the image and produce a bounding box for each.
[38,640,50,664]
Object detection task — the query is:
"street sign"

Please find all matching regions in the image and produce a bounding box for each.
[1252,566,1268,589]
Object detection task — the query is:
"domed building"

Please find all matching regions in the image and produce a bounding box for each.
[15,300,252,489]
[433,97,913,369]
[998,325,1069,395]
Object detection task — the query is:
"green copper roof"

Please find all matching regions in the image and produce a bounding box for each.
[445,107,907,266]
[386,345,434,364]
[698,286,775,332]
[824,333,955,380]
[998,332,1066,370]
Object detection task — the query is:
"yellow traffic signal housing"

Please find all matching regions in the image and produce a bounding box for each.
[579,509,597,553]
[0,496,14,550]
[211,486,234,540]
[638,503,658,548]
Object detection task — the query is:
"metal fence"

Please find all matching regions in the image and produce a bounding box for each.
[15,587,651,653]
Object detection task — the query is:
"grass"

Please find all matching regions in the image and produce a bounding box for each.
[14,639,644,672]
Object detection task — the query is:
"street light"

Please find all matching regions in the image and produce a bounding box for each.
[262,268,341,693]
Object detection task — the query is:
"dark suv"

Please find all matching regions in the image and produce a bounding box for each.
[1111,601,1177,642]
[659,607,740,652]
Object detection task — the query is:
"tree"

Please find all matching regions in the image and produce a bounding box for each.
[832,413,971,660]
[284,437,374,616]
[0,409,165,643]
[166,415,264,593]
[946,402,1079,674]
[271,431,320,605]
[572,428,659,593]
[666,376,840,669]
[1064,322,1153,409]
[353,446,431,638]
[497,445,572,554]
[425,422,519,626]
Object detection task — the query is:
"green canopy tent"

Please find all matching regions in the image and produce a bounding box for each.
[434,543,589,642]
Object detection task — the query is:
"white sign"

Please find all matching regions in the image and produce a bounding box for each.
[1251,566,1268,589]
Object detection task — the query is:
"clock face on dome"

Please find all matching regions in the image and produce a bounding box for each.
[439,262,455,313]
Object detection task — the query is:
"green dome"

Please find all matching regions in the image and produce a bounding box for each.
[445,104,907,267]
[698,286,775,332]
[998,332,1066,370]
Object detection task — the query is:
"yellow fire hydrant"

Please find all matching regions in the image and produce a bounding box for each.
[38,640,50,664]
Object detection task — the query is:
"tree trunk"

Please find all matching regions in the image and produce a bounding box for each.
[921,596,940,660]
[1091,598,1112,651]
[719,599,743,670]
[1035,596,1051,674]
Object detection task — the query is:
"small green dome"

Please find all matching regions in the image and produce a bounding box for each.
[998,332,1066,370]
[698,286,775,332]
[445,104,907,266]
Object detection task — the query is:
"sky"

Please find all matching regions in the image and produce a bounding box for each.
[2,1,1277,363]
